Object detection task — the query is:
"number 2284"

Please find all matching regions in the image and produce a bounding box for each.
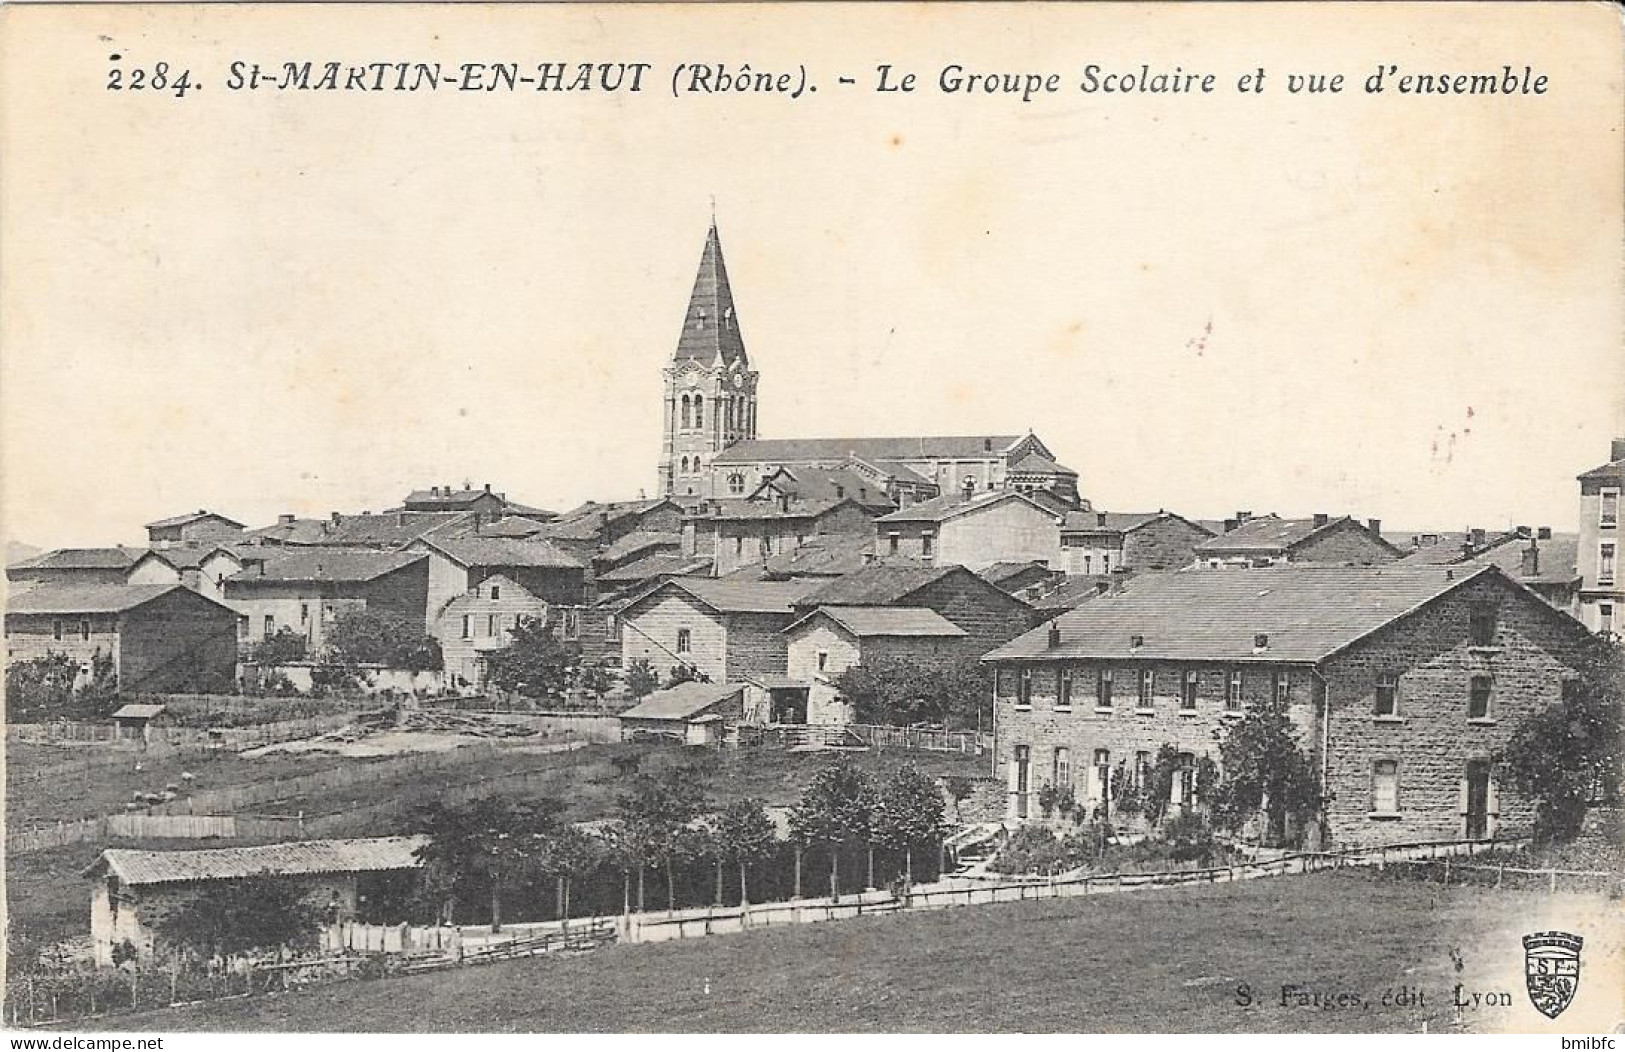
[107,60,198,97]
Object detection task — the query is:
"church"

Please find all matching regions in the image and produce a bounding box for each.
[657,221,1083,510]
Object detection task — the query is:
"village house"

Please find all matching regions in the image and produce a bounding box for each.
[143,510,245,550]
[84,837,426,965]
[410,535,587,632]
[980,560,1065,596]
[126,545,245,604]
[1192,512,1400,568]
[541,499,686,563]
[684,495,877,578]
[742,465,897,513]
[617,681,749,745]
[397,482,555,520]
[872,487,1071,572]
[725,534,924,583]
[1576,438,1625,636]
[616,577,821,682]
[5,583,239,692]
[7,547,144,588]
[1397,525,1581,617]
[983,564,1595,845]
[434,574,552,692]
[222,549,430,653]
[784,606,969,724]
[795,563,1039,657]
[1059,510,1216,577]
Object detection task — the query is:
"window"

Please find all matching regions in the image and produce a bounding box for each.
[1083,555,1092,575]
[1096,668,1114,708]
[1273,670,1291,705]
[263,615,275,637]
[52,619,63,641]
[1372,760,1400,814]
[734,537,744,557]
[237,616,249,639]
[816,650,828,672]
[79,619,91,641]
[1601,543,1617,586]
[562,608,580,641]
[888,533,900,555]
[1602,603,1615,635]
[1225,669,1244,712]
[489,585,500,600]
[676,628,692,654]
[1603,488,1619,528]
[300,603,309,625]
[1093,749,1111,805]
[1468,675,1493,720]
[461,615,472,639]
[1057,667,1073,708]
[1053,747,1072,790]
[1181,670,1199,710]
[693,394,704,429]
[1017,669,1033,708]
[922,532,935,557]
[728,473,745,495]
[1469,602,1498,647]
[681,394,692,429]
[763,535,774,557]
[1137,668,1154,709]
[1134,750,1152,785]
[487,613,499,637]
[1374,672,1399,717]
[1102,554,1111,574]
[1170,753,1196,810]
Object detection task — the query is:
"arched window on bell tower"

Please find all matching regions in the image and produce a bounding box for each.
[681,394,692,430]
[694,394,704,430]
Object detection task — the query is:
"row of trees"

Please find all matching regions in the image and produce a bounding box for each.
[829,654,990,729]
[6,649,119,720]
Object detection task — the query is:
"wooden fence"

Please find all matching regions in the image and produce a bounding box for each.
[847,724,990,754]
[8,715,353,751]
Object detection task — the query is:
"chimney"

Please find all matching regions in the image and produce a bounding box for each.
[484,482,492,493]
[279,514,295,525]
[1236,510,1252,525]
[1521,542,1540,578]
[1312,513,1329,529]
[599,511,610,531]
[1515,525,1532,539]
[1611,437,1625,463]
[1538,526,1552,541]
[1470,527,1486,548]
[330,511,341,523]
[1223,518,1238,533]
[1367,518,1382,536]
[430,486,440,497]
[1411,535,1421,549]
[1253,633,1269,651]
[1048,621,1062,648]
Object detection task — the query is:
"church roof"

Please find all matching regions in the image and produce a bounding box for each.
[714,435,1025,465]
[673,222,749,368]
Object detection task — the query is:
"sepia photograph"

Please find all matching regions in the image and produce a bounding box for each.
[0,0,1621,1039]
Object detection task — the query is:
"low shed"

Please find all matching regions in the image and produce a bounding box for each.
[83,836,427,965]
[618,681,746,745]
[110,703,166,743]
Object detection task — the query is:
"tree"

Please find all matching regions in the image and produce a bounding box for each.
[326,609,442,672]
[5,652,78,719]
[789,758,875,901]
[667,663,699,687]
[711,798,777,907]
[249,627,308,667]
[412,794,565,931]
[1505,638,1624,843]
[871,762,949,885]
[485,616,581,699]
[614,765,709,913]
[625,659,659,700]
[77,649,120,711]
[1209,702,1323,846]
[537,825,606,928]
[577,661,613,699]
[156,874,323,963]
[830,654,990,729]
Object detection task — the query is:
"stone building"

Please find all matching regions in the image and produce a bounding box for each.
[411,535,586,628]
[1193,513,1400,568]
[434,574,552,692]
[84,837,426,965]
[126,545,245,604]
[795,563,1039,658]
[784,606,969,724]
[684,495,877,578]
[1576,437,1625,636]
[1058,510,1216,577]
[5,583,239,693]
[143,510,245,550]
[222,550,429,653]
[872,489,1072,572]
[616,577,820,682]
[983,564,1594,846]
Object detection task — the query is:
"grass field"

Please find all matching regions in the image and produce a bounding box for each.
[103,870,1622,1033]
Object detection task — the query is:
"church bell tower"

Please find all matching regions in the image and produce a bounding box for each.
[659,220,759,498]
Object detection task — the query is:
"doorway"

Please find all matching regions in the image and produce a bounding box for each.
[1465,760,1491,840]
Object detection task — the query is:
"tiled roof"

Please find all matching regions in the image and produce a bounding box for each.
[9,547,143,571]
[672,223,749,368]
[1061,511,1162,534]
[1027,574,1113,613]
[875,489,1062,524]
[1009,452,1078,477]
[244,519,330,546]
[637,577,823,615]
[1577,458,1625,482]
[714,435,1024,465]
[618,681,745,721]
[144,510,245,531]
[871,460,936,487]
[7,583,190,616]
[752,467,896,511]
[595,531,683,565]
[141,546,242,571]
[227,549,424,584]
[686,496,854,522]
[421,536,584,570]
[544,499,674,541]
[790,605,967,638]
[1193,515,1393,556]
[319,512,474,548]
[86,836,429,886]
[596,553,712,584]
[985,565,1508,664]
[979,561,1055,586]
[738,536,925,581]
[477,516,553,539]
[111,704,166,719]
[798,564,957,606]
[1465,534,1580,586]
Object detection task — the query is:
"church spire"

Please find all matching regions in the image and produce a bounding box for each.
[673,220,749,368]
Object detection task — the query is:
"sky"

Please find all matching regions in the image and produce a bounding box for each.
[2,3,1621,548]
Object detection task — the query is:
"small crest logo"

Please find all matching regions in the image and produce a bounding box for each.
[1523,930,1583,1019]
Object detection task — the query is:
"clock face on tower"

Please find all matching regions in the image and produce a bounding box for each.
[733,374,744,388]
